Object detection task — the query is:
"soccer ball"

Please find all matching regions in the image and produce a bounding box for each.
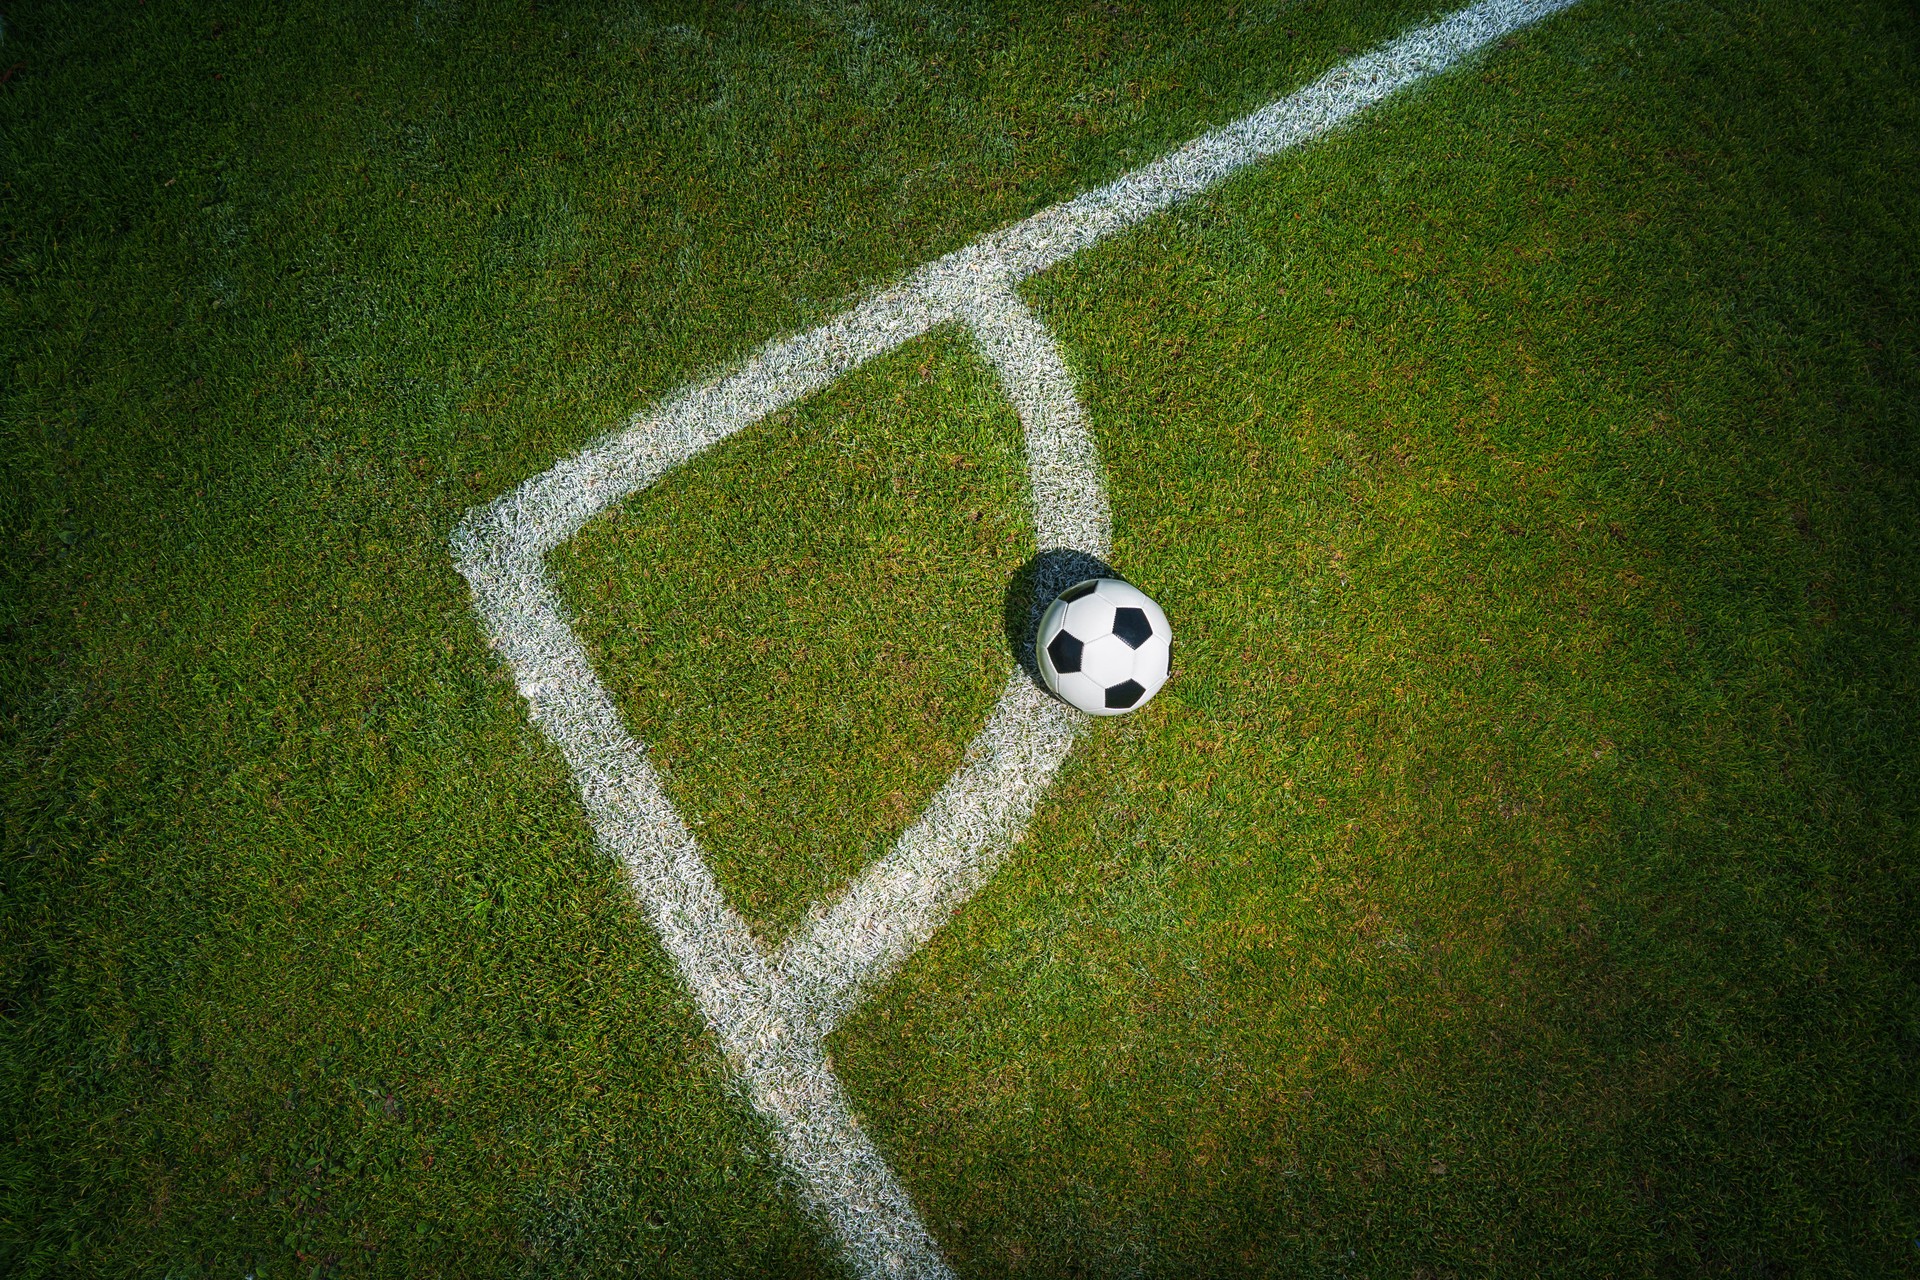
[1036,578,1172,715]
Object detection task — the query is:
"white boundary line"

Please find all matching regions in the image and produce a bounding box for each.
[449,3,1579,1275]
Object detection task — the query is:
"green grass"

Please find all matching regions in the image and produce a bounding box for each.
[3,0,1917,1275]
[555,334,1031,941]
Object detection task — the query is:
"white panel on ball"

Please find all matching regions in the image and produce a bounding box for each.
[1055,670,1106,712]
[1135,634,1173,696]
[1063,592,1117,640]
[1080,633,1137,687]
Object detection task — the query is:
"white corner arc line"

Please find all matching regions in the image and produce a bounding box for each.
[448,3,1581,1276]
[772,286,1106,1045]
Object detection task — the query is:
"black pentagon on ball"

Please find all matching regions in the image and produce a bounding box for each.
[1047,631,1084,675]
[1057,580,1098,603]
[1111,606,1152,649]
[1105,679,1145,710]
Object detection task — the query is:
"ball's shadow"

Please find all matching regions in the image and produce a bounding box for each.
[1002,548,1121,684]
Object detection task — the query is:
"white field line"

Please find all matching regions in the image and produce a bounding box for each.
[773,287,1104,1042]
[448,2,1581,1276]
[965,286,1111,559]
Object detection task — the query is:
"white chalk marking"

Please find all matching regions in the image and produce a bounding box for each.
[449,2,1580,1274]
[774,672,1083,1041]
[964,286,1110,558]
[771,286,1105,1042]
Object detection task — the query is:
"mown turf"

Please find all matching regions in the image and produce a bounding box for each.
[3,0,1917,1276]
[554,334,1031,942]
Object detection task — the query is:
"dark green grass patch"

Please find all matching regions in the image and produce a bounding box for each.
[554,334,1030,940]
[3,0,1917,1276]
